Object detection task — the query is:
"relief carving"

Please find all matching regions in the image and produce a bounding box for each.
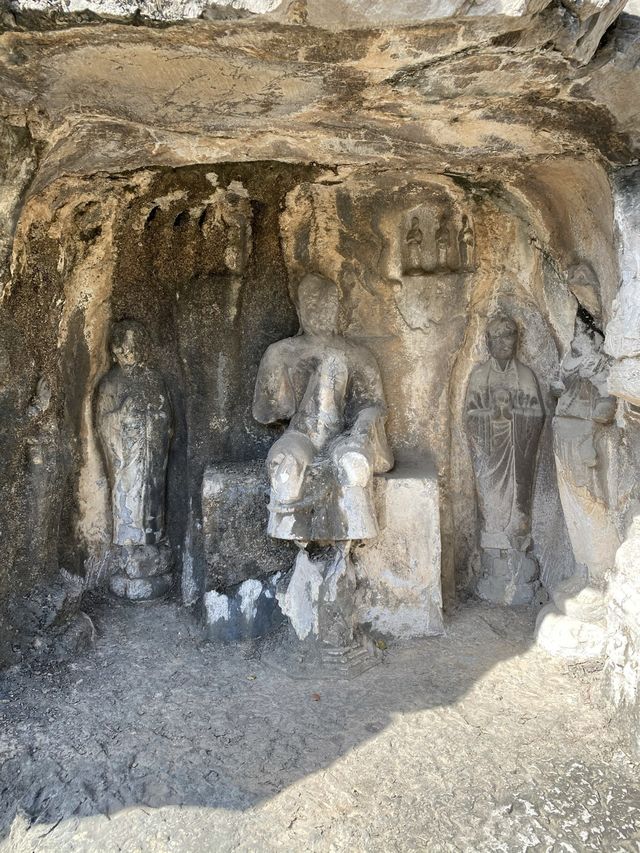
[435,214,451,271]
[552,318,620,571]
[536,311,621,658]
[458,215,475,272]
[399,208,476,279]
[403,216,426,276]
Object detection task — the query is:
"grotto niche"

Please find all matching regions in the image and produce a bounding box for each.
[0,3,639,804]
[0,156,625,666]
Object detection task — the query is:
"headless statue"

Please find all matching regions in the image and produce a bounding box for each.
[253,273,394,546]
[253,273,393,672]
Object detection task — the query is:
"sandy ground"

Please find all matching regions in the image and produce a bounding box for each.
[1,597,639,852]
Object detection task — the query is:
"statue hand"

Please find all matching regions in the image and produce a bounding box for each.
[492,392,513,421]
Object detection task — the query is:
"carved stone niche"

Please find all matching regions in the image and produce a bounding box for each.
[394,205,476,333]
[399,206,476,277]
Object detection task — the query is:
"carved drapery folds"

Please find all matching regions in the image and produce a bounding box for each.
[465,313,544,605]
[253,273,394,544]
[96,320,174,601]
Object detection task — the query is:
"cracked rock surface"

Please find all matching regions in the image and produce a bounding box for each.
[1,598,639,851]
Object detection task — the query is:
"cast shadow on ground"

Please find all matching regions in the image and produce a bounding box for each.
[0,595,539,840]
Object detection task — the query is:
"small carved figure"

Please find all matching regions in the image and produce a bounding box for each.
[458,215,475,271]
[465,314,544,604]
[253,273,394,544]
[435,215,451,270]
[404,216,426,276]
[223,195,252,275]
[96,320,174,600]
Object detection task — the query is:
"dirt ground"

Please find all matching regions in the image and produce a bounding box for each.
[1,597,639,852]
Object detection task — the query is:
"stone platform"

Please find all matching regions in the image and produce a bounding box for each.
[354,462,444,640]
[201,462,296,642]
[201,461,443,645]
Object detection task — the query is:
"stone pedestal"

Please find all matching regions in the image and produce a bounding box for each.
[354,464,443,639]
[536,576,607,659]
[200,462,296,640]
[476,548,538,606]
[109,543,173,601]
[202,462,297,588]
[272,546,378,678]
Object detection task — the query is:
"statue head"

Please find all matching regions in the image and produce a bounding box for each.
[486,314,518,363]
[297,273,340,337]
[110,320,150,369]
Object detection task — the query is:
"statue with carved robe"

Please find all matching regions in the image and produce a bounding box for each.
[253,273,394,544]
[96,320,174,600]
[536,314,621,658]
[253,273,393,675]
[465,314,544,604]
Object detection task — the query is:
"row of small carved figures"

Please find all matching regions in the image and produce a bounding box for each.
[403,214,476,275]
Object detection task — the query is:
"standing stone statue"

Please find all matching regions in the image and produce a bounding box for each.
[253,273,394,674]
[465,314,544,604]
[96,320,174,601]
[435,214,451,270]
[404,216,426,276]
[536,317,620,656]
[458,215,475,271]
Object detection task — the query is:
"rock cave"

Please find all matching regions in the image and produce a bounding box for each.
[1,0,640,848]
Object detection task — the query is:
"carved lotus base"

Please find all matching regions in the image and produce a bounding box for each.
[109,572,174,602]
[263,545,380,679]
[476,547,539,607]
[109,543,174,601]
